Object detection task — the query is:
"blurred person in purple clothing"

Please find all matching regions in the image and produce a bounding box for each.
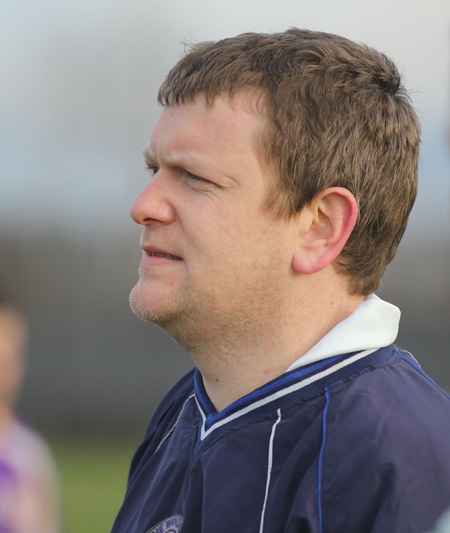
[0,304,60,533]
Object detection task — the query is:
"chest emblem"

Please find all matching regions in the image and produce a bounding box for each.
[147,514,184,533]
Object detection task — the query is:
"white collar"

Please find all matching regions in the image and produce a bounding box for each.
[287,294,400,372]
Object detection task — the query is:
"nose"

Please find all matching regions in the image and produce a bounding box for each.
[130,172,176,225]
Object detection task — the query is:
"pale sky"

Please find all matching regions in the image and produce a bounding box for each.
[1,0,449,242]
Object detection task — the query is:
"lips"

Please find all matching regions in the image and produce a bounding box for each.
[142,245,183,261]
[148,251,182,260]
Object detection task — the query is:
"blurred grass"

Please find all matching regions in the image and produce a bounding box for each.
[50,435,140,533]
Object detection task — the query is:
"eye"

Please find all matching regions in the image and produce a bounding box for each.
[183,169,215,186]
[145,165,159,178]
[186,171,208,183]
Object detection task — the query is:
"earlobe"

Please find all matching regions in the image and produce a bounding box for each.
[292,187,358,275]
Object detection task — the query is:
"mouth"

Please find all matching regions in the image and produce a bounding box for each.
[147,251,182,261]
[141,244,183,263]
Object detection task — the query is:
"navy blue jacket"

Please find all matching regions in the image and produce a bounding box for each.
[112,345,450,532]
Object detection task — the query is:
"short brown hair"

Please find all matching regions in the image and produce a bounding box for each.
[158,28,420,295]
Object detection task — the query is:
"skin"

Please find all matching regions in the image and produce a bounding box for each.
[130,93,363,411]
[0,308,27,408]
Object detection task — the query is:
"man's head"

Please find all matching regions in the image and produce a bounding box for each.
[158,28,420,295]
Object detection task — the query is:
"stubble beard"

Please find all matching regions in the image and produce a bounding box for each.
[128,280,201,348]
[130,281,180,326]
[128,261,286,358]
[129,279,242,356]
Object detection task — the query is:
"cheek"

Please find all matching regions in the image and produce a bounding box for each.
[190,206,245,248]
[215,207,262,239]
[187,203,277,267]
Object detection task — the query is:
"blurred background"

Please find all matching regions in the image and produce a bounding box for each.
[1,0,449,530]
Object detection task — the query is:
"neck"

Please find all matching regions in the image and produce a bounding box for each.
[180,277,365,412]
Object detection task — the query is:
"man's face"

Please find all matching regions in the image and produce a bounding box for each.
[0,311,26,406]
[129,94,299,345]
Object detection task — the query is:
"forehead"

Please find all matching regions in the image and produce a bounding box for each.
[147,94,267,166]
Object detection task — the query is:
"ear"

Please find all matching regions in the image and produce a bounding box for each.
[292,187,358,275]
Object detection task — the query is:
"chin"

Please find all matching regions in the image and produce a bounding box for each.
[130,283,156,321]
[129,282,175,326]
[129,283,199,350]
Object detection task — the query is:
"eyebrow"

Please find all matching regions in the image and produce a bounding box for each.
[142,147,154,164]
[142,145,197,170]
[142,144,219,180]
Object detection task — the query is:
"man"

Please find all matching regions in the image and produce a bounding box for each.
[113,29,450,532]
[0,303,61,532]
